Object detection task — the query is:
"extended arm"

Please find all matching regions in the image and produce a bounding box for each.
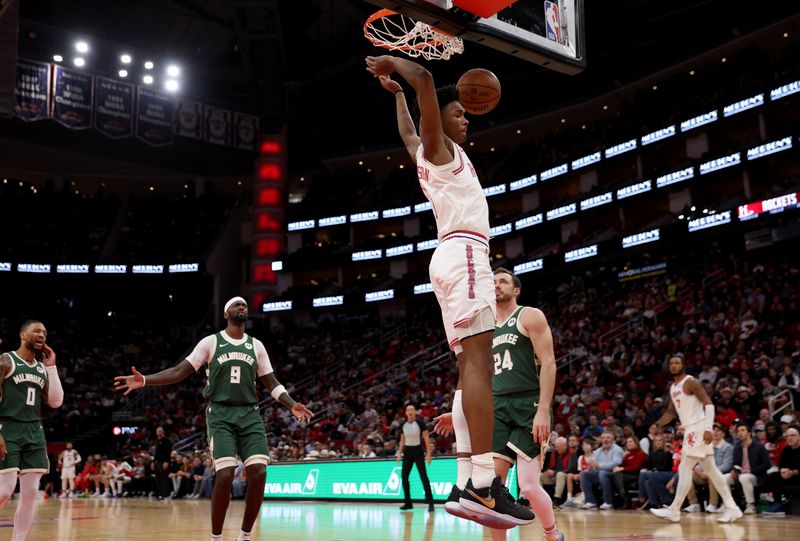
[525,308,556,444]
[366,55,451,165]
[377,75,421,161]
[113,360,195,395]
[255,340,312,422]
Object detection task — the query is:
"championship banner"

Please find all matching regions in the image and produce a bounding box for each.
[51,65,93,129]
[136,87,174,146]
[204,105,231,146]
[15,59,50,122]
[93,76,134,139]
[175,99,203,139]
[261,457,518,501]
[233,111,259,151]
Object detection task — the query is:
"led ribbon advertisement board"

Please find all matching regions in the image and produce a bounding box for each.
[262,458,518,501]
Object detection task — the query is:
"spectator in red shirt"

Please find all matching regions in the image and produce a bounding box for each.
[613,436,648,507]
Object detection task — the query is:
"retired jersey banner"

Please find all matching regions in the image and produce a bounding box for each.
[15,59,50,122]
[204,105,231,146]
[136,87,174,146]
[233,112,259,151]
[52,65,93,129]
[94,76,134,139]
[175,99,204,139]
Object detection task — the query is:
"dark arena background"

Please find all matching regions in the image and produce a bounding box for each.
[1,0,799,540]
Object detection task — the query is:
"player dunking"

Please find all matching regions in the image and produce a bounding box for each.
[0,320,64,541]
[651,354,743,523]
[436,269,564,540]
[367,54,533,526]
[115,297,313,541]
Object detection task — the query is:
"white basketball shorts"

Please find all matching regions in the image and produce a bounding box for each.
[429,231,496,354]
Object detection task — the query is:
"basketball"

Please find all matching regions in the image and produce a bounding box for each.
[457,68,501,115]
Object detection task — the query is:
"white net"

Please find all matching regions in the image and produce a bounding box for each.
[364,10,464,61]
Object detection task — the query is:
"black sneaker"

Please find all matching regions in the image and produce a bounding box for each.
[399,503,413,511]
[459,477,536,526]
[444,486,472,520]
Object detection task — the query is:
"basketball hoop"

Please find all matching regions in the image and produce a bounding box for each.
[364,9,464,61]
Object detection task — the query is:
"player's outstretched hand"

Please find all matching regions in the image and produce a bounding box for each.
[0,434,6,461]
[42,345,56,366]
[378,75,402,94]
[291,403,314,424]
[366,55,396,78]
[114,367,145,395]
[433,412,453,437]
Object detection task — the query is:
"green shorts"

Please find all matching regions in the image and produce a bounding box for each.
[0,420,49,474]
[492,394,550,463]
[206,402,269,471]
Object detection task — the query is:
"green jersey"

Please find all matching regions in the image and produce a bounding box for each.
[203,333,259,405]
[492,306,540,397]
[0,352,48,422]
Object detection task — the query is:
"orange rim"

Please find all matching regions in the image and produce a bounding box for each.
[364,8,454,51]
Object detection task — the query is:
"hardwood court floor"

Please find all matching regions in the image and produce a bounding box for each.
[2,498,798,541]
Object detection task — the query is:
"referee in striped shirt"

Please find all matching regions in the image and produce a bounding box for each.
[397,404,434,511]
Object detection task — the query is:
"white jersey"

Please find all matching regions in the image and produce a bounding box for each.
[669,375,706,427]
[61,449,81,469]
[416,142,490,240]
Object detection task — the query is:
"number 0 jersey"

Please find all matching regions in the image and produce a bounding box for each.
[0,351,48,422]
[492,306,540,397]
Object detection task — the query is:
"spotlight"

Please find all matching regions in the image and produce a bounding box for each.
[118,69,128,78]
[143,75,154,85]
[691,206,696,212]
[75,41,89,53]
[53,54,63,62]
[144,61,154,70]
[166,65,180,77]
[164,79,179,92]
[73,57,85,67]
[678,214,684,220]
[120,54,132,64]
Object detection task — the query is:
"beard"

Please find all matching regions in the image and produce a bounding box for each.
[230,312,248,323]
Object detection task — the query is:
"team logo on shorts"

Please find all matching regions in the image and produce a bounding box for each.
[686,432,696,447]
[245,343,253,350]
[507,318,517,327]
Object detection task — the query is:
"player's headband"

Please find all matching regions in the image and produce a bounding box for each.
[224,296,247,313]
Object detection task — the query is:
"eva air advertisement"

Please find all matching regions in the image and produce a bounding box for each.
[263,458,519,501]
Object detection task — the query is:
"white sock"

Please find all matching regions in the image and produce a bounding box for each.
[456,458,471,491]
[236,530,252,541]
[470,453,495,489]
[210,534,222,541]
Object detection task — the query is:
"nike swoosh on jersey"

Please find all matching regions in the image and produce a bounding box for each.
[466,487,496,509]
[219,343,229,348]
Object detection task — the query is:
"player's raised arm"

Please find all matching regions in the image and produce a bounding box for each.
[366,55,451,165]
[41,345,63,408]
[377,75,421,162]
[524,307,556,444]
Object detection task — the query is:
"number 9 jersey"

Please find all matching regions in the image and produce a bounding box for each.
[186,331,273,405]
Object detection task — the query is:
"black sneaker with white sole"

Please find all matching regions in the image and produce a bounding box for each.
[444,486,472,520]
[459,477,536,526]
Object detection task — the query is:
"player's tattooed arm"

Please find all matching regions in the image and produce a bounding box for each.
[0,353,12,384]
[684,377,712,406]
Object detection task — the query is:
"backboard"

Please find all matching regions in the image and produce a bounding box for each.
[367,0,586,74]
